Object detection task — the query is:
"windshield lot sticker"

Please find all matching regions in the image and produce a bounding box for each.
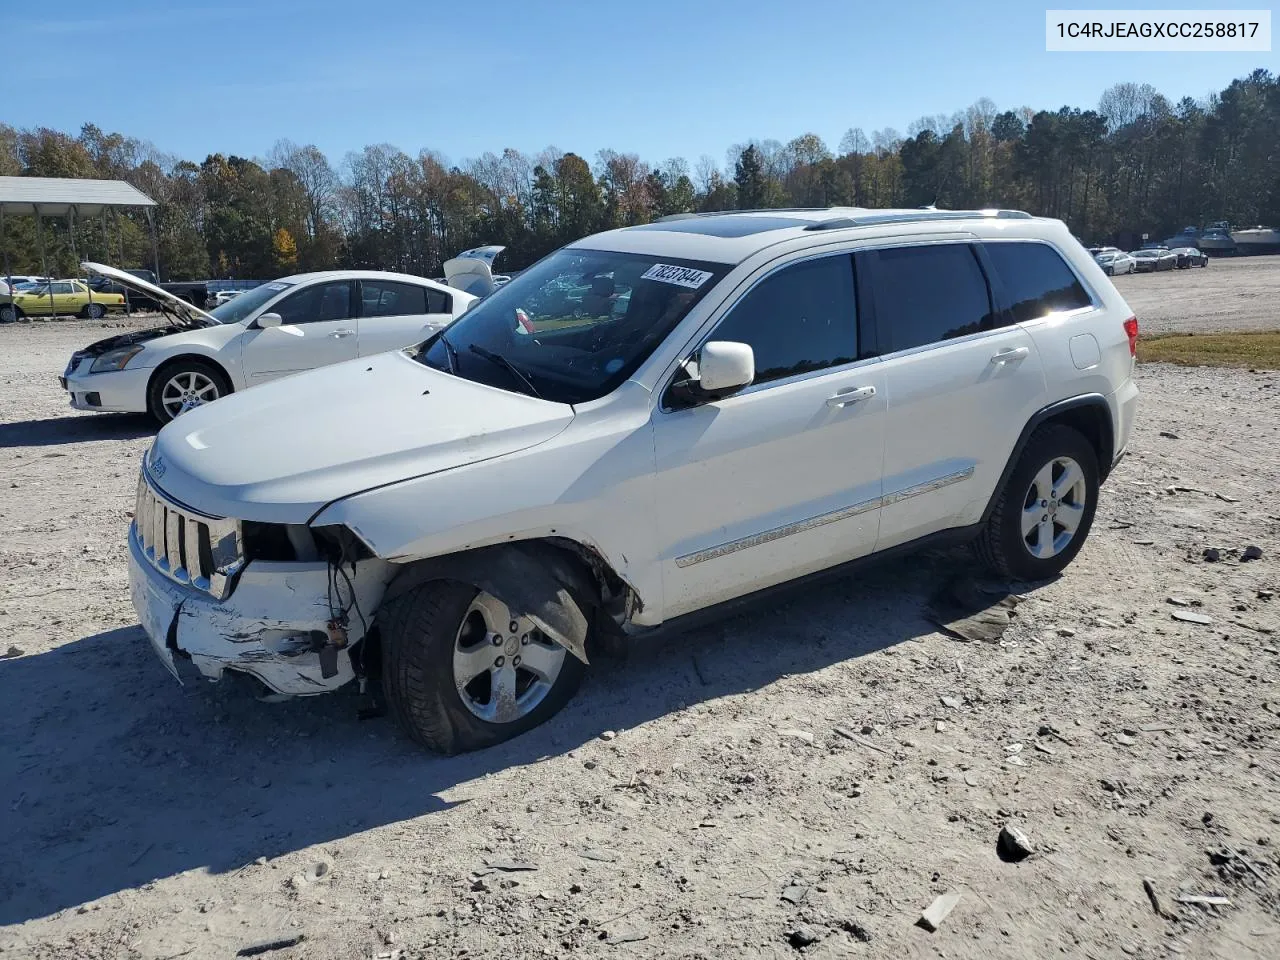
[641,264,713,289]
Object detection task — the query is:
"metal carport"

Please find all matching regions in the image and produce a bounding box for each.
[0,176,158,319]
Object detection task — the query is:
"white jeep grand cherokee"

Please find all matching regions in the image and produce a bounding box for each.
[128,207,1140,753]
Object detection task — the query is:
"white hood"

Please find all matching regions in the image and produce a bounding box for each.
[81,261,218,328]
[148,350,575,524]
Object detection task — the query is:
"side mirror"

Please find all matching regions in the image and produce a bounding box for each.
[668,340,755,408]
[256,312,283,328]
[699,341,755,393]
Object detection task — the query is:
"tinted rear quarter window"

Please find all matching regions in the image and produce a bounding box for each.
[426,288,452,313]
[984,242,1092,323]
[870,244,995,352]
[710,255,858,385]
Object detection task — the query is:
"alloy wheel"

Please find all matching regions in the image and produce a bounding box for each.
[452,591,566,724]
[161,371,219,419]
[1020,456,1088,560]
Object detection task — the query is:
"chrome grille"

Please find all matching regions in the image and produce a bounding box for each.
[133,470,244,600]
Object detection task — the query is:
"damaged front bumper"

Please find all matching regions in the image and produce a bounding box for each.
[128,532,389,695]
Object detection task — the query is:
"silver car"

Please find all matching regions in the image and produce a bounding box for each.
[1094,251,1136,275]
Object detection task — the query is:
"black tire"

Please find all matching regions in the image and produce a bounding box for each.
[146,359,231,425]
[0,304,18,323]
[974,424,1099,581]
[85,303,106,320]
[381,580,586,754]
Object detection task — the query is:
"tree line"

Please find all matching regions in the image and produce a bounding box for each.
[1,68,1276,281]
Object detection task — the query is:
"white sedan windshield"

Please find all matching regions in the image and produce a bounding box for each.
[207,281,293,324]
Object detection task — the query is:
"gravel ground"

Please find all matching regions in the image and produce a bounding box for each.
[1113,256,1280,334]
[1,275,1278,959]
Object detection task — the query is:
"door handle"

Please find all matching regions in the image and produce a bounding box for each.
[330,329,355,338]
[826,385,877,408]
[990,346,1029,364]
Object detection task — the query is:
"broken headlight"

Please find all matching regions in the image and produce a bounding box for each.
[311,525,375,564]
[241,521,319,563]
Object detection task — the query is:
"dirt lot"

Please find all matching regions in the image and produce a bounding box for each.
[1113,255,1280,334]
[1,261,1278,960]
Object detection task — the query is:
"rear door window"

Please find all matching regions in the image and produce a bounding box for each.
[360,280,429,318]
[708,254,858,385]
[868,243,996,352]
[984,241,1092,322]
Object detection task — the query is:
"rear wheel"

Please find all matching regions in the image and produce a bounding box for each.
[147,360,230,424]
[975,424,1099,581]
[381,581,585,754]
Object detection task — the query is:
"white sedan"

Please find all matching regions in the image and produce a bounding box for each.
[63,263,476,423]
[1094,251,1136,275]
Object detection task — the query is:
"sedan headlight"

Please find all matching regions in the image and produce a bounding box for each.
[90,344,143,373]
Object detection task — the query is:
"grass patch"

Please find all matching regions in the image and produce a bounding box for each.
[1138,331,1280,369]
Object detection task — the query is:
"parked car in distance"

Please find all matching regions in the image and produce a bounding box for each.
[1094,251,1136,275]
[211,290,243,306]
[0,274,52,297]
[1171,247,1208,268]
[1,278,126,321]
[1086,246,1120,257]
[1130,248,1177,272]
[63,263,476,423]
[126,207,1140,754]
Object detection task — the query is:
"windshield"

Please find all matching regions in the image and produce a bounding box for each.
[416,248,730,404]
[207,280,294,324]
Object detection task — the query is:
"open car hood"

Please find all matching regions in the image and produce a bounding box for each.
[444,245,505,298]
[81,261,218,329]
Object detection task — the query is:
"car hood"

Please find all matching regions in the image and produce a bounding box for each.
[77,326,183,357]
[148,350,575,524]
[81,261,217,329]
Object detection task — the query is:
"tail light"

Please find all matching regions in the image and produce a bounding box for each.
[1123,316,1138,357]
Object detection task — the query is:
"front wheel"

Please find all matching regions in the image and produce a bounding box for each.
[381,581,585,754]
[974,424,1099,581]
[0,304,17,323]
[147,361,230,424]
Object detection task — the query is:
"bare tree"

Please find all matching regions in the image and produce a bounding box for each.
[1099,83,1158,130]
[839,127,871,156]
[270,139,338,240]
[694,154,720,193]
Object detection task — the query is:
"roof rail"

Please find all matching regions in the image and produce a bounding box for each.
[655,207,834,223]
[803,209,1033,231]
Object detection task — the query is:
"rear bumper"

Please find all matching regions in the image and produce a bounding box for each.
[128,531,389,695]
[1108,377,1140,467]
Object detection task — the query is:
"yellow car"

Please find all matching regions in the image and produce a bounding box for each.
[0,280,127,321]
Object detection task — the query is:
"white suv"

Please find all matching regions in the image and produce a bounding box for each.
[127,208,1140,753]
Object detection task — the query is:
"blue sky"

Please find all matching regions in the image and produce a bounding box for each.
[6,0,1273,170]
